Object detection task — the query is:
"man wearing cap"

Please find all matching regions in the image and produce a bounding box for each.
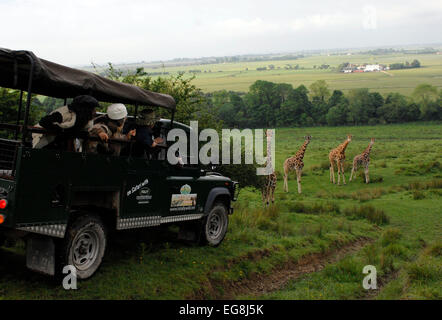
[87,103,135,155]
[132,109,164,159]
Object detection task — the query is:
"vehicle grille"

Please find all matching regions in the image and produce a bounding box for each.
[0,138,20,179]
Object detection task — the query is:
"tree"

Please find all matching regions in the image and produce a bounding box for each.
[410,59,421,68]
[337,62,350,72]
[309,80,330,103]
[412,84,438,105]
[326,102,349,126]
[377,93,408,123]
[99,64,219,129]
[412,84,439,120]
[283,85,311,126]
[212,90,246,128]
[0,88,45,138]
[347,88,379,125]
[328,90,346,108]
[245,80,287,127]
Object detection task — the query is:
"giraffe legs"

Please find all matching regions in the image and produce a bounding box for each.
[270,184,275,204]
[262,176,269,206]
[283,166,289,193]
[330,161,335,184]
[336,160,341,185]
[364,164,370,184]
[350,162,357,182]
[340,161,346,185]
[296,168,302,194]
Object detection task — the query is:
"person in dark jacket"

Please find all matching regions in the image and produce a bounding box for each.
[32,95,99,150]
[132,109,163,159]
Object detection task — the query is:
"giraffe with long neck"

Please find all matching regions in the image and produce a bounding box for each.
[350,138,375,183]
[262,130,277,206]
[329,134,352,185]
[283,135,311,193]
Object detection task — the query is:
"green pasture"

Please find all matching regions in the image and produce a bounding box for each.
[138,53,442,95]
[0,122,441,299]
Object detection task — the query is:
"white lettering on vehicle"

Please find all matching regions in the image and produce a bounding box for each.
[127,179,149,197]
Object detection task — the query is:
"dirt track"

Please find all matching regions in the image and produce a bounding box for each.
[191,237,374,299]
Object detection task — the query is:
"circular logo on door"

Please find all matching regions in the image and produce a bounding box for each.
[180,184,191,195]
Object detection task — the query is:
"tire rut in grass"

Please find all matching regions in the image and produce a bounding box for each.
[191,237,374,299]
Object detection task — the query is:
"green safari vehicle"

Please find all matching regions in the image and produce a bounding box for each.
[0,48,239,279]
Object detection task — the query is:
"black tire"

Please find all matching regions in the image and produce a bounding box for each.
[58,214,107,280]
[200,202,229,247]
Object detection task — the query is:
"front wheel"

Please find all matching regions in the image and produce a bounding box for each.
[200,203,229,247]
[59,214,107,280]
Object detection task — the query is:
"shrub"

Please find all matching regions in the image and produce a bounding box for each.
[350,187,386,201]
[287,201,340,214]
[380,252,395,272]
[406,260,441,282]
[362,243,378,265]
[381,228,402,246]
[343,205,389,225]
[324,257,361,282]
[231,204,282,233]
[407,179,442,191]
[382,243,407,258]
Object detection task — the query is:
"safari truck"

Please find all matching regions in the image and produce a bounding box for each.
[0,48,239,279]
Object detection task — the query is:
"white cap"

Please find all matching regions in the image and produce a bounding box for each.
[107,103,128,120]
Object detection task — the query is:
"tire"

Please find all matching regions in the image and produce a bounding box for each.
[200,202,229,247]
[59,214,107,280]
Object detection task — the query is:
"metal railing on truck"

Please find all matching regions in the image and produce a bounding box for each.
[0,138,20,180]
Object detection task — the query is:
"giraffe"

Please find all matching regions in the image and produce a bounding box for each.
[283,135,312,194]
[262,129,277,206]
[350,138,375,183]
[329,134,352,185]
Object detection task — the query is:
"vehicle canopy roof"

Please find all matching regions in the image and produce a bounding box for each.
[0,48,176,110]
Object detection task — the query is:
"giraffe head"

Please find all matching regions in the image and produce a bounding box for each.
[370,137,375,144]
[347,134,352,142]
[304,135,312,143]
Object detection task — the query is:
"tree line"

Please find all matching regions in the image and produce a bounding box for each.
[206,80,442,128]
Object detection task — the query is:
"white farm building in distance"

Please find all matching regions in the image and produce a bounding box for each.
[341,63,388,73]
[364,64,381,72]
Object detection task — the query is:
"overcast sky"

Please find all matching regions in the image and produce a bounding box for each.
[1,0,441,66]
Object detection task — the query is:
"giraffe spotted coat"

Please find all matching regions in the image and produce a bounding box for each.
[283,135,311,194]
[350,138,375,183]
[329,134,352,185]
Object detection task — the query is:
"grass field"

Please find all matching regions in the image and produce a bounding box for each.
[0,122,441,299]
[134,53,442,95]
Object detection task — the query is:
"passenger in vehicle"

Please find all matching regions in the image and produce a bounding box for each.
[132,109,164,159]
[87,103,135,156]
[32,95,99,150]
